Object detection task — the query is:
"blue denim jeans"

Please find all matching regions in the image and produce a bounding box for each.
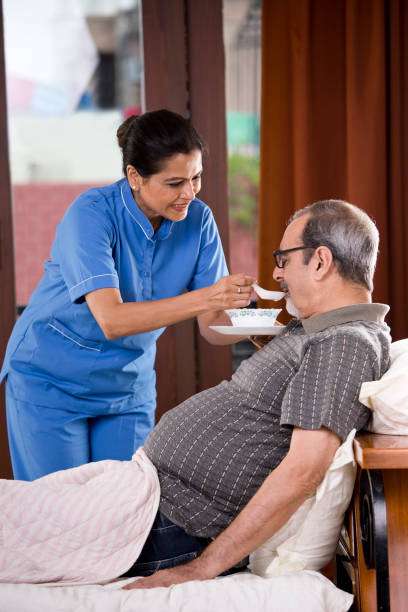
[122,511,248,577]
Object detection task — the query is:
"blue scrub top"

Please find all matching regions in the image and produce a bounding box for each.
[1,178,228,413]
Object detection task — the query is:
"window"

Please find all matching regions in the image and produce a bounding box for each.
[4,0,144,308]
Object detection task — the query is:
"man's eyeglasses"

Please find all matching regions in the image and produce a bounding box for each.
[273,246,315,269]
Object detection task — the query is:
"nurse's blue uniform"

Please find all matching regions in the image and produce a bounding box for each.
[0,178,228,480]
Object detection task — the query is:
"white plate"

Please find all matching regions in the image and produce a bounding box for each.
[209,325,286,336]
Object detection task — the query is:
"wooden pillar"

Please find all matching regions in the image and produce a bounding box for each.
[186,0,232,391]
[142,0,188,114]
[0,0,15,478]
[142,0,231,419]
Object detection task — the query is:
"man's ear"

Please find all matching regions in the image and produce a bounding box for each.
[313,246,333,278]
[126,165,143,191]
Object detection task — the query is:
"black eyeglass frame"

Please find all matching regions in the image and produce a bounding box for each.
[273,246,315,268]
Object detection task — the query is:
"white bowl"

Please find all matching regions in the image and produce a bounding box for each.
[226,308,281,327]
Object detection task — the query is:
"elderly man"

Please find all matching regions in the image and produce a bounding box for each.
[124,198,390,589]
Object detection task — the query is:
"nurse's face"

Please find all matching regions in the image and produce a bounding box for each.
[127,150,202,230]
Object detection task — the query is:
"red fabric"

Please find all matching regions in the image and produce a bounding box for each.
[12,184,101,305]
[259,0,408,338]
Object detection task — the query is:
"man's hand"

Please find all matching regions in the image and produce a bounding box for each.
[249,334,273,349]
[122,560,207,590]
[250,322,285,349]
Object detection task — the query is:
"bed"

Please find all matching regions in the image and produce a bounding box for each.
[4,338,406,612]
[0,433,356,611]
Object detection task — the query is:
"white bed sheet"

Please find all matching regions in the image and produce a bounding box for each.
[0,572,353,612]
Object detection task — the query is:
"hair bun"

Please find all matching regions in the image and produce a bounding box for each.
[117,109,205,177]
[117,115,139,149]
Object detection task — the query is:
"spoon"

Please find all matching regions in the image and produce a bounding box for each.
[252,282,285,301]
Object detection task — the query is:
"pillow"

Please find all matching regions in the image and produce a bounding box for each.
[359,338,408,434]
[249,429,356,577]
[0,571,354,612]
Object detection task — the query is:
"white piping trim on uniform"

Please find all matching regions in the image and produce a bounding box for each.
[120,183,153,242]
[69,273,117,292]
[48,323,102,352]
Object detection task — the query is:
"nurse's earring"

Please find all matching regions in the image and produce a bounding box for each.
[126,164,141,192]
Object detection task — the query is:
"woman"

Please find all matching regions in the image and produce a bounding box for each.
[1,109,254,481]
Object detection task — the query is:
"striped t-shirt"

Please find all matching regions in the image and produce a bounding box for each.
[144,303,390,538]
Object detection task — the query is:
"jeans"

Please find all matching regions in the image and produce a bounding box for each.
[122,511,248,577]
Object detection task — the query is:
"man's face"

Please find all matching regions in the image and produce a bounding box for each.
[272,214,314,318]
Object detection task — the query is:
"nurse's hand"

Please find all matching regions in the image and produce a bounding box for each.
[196,274,255,345]
[206,273,255,309]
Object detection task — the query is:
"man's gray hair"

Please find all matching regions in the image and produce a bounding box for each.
[291,199,379,292]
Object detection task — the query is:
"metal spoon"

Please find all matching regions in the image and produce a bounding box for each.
[252,282,285,301]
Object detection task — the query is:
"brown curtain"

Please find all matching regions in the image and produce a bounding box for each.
[259,0,408,340]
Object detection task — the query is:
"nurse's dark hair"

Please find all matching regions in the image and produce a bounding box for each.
[117,109,206,177]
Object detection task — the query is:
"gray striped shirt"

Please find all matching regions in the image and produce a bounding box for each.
[144,303,390,538]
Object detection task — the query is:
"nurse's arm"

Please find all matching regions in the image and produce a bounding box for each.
[85,273,254,341]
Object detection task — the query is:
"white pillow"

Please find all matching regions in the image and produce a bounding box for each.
[0,571,354,612]
[359,338,408,434]
[249,429,356,577]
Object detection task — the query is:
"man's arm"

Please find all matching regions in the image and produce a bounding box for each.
[123,426,341,590]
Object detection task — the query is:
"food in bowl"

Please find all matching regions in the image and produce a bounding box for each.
[226,308,281,327]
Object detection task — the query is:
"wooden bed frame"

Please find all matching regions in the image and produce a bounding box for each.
[336,432,408,611]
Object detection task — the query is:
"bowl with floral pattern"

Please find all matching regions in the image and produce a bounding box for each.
[225,308,281,328]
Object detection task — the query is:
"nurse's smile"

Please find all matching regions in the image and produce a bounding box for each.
[172,201,189,210]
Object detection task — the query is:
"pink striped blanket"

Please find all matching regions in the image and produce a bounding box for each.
[0,448,160,584]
